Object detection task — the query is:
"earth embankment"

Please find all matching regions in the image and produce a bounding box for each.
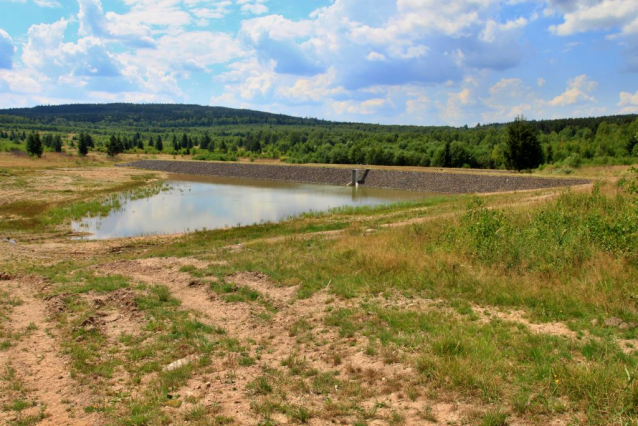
[122,160,590,193]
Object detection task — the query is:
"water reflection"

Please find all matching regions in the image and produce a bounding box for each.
[73,173,428,239]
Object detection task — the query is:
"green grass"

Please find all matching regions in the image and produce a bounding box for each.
[137,170,638,424]
[0,174,162,233]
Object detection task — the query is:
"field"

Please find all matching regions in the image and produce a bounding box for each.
[1,150,638,426]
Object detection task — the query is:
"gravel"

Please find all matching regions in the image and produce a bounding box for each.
[122,160,590,194]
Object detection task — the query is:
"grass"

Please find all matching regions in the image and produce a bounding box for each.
[0,161,162,233]
[142,169,638,424]
[2,163,638,424]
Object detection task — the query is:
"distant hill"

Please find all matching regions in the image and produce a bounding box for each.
[0,103,328,127]
[1,103,636,170]
[0,103,635,134]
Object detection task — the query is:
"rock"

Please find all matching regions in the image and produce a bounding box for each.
[604,317,636,329]
[123,160,590,195]
[163,355,197,372]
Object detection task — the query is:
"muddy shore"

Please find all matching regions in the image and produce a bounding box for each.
[122,160,590,193]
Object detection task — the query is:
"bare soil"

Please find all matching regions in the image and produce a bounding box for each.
[0,276,103,426]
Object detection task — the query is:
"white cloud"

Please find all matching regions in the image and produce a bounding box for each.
[0,69,42,93]
[481,78,537,122]
[548,0,638,36]
[22,18,68,68]
[548,74,597,106]
[537,77,546,87]
[618,90,638,114]
[0,29,15,69]
[277,69,344,102]
[33,0,60,7]
[191,1,233,21]
[237,0,268,15]
[438,87,476,124]
[126,31,246,74]
[331,98,387,115]
[480,17,528,42]
[78,0,156,47]
[366,52,386,61]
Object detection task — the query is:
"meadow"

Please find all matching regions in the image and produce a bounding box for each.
[1,146,637,425]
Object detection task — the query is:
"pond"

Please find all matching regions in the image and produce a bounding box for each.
[72,173,429,239]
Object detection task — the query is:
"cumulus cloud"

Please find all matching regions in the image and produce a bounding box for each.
[0,29,16,69]
[236,0,530,94]
[237,0,268,15]
[277,70,344,103]
[481,78,537,122]
[332,98,387,115]
[618,90,638,114]
[0,69,42,93]
[438,87,477,124]
[191,1,233,22]
[22,18,68,68]
[127,31,246,75]
[548,0,638,36]
[78,0,156,47]
[549,74,597,106]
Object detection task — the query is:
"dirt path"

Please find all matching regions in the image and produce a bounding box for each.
[0,277,102,425]
[92,258,477,424]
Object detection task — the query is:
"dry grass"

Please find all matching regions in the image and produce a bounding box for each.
[1,163,637,425]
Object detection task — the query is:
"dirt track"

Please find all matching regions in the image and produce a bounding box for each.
[122,160,590,193]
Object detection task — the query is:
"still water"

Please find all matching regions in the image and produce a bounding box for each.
[72,173,428,239]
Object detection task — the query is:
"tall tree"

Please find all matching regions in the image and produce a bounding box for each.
[107,135,124,157]
[201,132,211,150]
[504,116,544,171]
[52,135,63,153]
[78,132,89,156]
[156,135,163,152]
[26,132,43,158]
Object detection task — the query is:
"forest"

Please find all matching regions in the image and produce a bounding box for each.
[1,103,637,170]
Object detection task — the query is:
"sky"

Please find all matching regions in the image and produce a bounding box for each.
[0,0,637,126]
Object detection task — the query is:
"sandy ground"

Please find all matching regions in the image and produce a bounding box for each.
[0,231,612,425]
[0,163,630,425]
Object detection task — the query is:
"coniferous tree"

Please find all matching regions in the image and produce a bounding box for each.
[156,136,163,152]
[52,135,63,152]
[182,133,189,150]
[78,133,89,156]
[42,134,53,148]
[26,132,43,157]
[107,135,124,157]
[148,136,154,148]
[201,132,211,150]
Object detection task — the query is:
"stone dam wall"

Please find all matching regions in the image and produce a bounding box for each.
[122,160,590,194]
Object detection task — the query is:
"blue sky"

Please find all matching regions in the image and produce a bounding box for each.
[0,0,637,126]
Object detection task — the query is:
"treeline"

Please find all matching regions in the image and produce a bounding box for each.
[0,104,326,127]
[0,104,637,170]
